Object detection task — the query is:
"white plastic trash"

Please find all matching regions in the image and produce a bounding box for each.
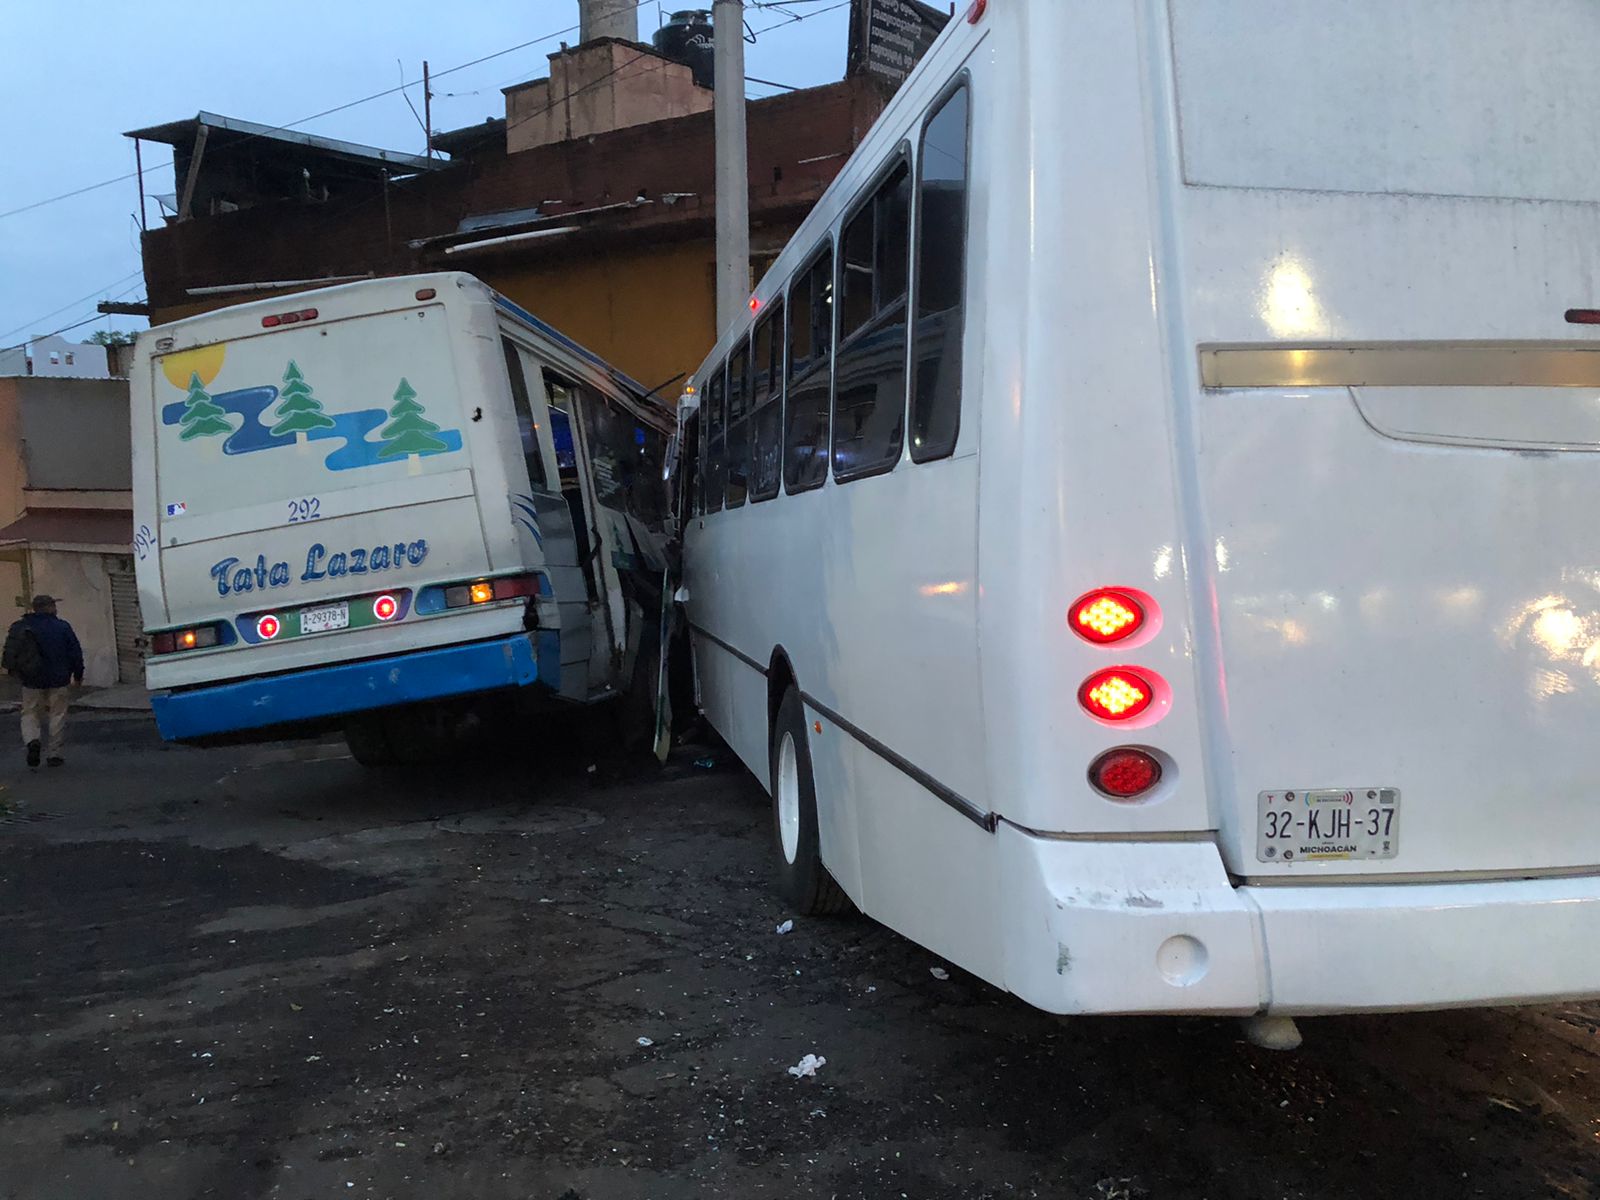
[787,1053,827,1078]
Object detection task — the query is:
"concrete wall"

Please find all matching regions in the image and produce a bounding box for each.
[15,377,132,491]
[506,42,713,153]
[0,379,26,528]
[25,550,121,687]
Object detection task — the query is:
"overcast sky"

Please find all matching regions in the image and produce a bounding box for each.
[0,0,850,352]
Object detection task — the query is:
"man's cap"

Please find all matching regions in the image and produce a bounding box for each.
[30,595,55,610]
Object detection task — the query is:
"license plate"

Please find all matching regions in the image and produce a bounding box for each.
[299,601,350,634]
[1256,788,1400,863]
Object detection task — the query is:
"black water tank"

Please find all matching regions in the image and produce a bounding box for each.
[653,9,715,89]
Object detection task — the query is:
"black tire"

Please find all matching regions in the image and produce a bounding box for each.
[344,713,395,767]
[769,687,851,916]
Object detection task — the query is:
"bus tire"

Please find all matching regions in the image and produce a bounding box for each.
[344,714,395,767]
[770,687,851,916]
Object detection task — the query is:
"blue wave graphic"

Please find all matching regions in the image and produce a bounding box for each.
[165,387,462,472]
[306,410,463,472]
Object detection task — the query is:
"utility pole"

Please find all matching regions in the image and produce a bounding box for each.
[713,0,749,334]
[422,60,434,158]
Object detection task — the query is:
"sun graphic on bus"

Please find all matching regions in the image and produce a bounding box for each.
[160,344,226,391]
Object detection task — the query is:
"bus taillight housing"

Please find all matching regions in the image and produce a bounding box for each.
[1070,589,1146,644]
[1079,668,1156,721]
[1089,748,1163,800]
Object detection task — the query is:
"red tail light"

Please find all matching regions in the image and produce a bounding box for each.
[1079,668,1154,721]
[372,594,399,621]
[262,307,318,328]
[491,576,539,600]
[1070,589,1146,644]
[256,614,281,640]
[1090,748,1162,799]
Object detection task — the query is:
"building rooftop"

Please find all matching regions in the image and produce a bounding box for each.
[126,112,444,176]
[0,508,132,552]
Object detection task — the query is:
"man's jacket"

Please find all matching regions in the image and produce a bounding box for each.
[3,613,84,689]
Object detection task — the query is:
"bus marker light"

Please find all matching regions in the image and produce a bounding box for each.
[1071,589,1145,644]
[966,0,987,23]
[1079,669,1153,721]
[1090,748,1162,799]
[469,582,494,604]
[256,614,281,640]
[415,287,437,301]
[813,721,822,734]
[373,594,399,621]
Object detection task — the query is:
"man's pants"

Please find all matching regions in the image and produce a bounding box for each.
[20,687,68,757]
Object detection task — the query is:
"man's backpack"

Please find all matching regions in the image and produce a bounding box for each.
[1,620,44,681]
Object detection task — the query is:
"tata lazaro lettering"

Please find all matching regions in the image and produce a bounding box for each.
[209,539,429,597]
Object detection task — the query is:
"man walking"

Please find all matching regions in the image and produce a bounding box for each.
[2,595,84,769]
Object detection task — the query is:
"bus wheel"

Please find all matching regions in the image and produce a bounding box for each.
[770,687,850,916]
[344,714,395,768]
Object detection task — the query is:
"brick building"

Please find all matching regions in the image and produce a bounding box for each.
[128,36,883,390]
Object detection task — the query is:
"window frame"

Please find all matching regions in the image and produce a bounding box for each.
[703,359,727,515]
[725,336,752,510]
[909,74,974,465]
[782,235,836,496]
[830,145,914,485]
[749,295,787,503]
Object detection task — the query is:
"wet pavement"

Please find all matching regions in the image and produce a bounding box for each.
[0,713,1596,1198]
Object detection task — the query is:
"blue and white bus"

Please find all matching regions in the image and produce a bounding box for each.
[131,272,674,763]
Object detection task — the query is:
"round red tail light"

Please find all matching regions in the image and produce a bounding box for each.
[256,614,281,640]
[1070,588,1146,644]
[1090,748,1163,799]
[373,594,399,621]
[1079,668,1154,721]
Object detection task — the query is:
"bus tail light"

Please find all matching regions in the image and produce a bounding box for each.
[261,308,318,328]
[372,594,399,621]
[1090,748,1162,799]
[1070,589,1146,644]
[150,622,225,655]
[440,574,539,609]
[1079,668,1154,721]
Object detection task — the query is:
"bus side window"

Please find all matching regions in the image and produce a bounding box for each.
[501,337,551,491]
[911,82,971,462]
[705,362,727,514]
[725,338,751,509]
[833,154,911,482]
[783,241,833,494]
[750,296,786,502]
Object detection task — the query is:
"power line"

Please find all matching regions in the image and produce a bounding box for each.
[0,268,145,343]
[0,277,148,356]
[0,1,664,223]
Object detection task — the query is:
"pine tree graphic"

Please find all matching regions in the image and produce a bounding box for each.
[270,360,336,438]
[376,378,449,459]
[177,372,232,441]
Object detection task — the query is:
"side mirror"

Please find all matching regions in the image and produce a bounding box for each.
[662,433,680,482]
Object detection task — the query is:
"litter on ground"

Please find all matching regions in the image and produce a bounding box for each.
[788,1053,827,1079]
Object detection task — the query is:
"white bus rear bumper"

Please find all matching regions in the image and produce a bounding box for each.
[996,823,1600,1016]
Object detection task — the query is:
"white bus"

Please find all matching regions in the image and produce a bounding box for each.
[131,272,674,763]
[678,0,1600,1033]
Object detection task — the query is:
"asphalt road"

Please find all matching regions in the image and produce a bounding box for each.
[0,712,1597,1199]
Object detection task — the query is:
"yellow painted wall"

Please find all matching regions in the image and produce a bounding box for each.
[481,236,718,394]
[152,238,722,399]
